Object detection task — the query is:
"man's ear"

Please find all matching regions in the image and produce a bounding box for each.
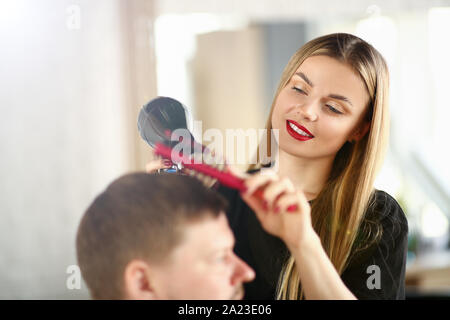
[349,120,370,142]
[123,259,159,300]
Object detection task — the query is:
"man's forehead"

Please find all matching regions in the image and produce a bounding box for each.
[178,212,234,252]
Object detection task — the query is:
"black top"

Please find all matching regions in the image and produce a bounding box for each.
[215,170,409,300]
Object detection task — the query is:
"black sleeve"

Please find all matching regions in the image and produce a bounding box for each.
[213,168,260,230]
[213,183,241,228]
[341,190,409,300]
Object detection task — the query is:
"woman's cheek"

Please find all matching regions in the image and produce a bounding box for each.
[271,92,291,127]
[271,107,282,130]
[318,125,349,152]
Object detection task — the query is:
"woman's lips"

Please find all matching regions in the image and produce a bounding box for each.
[286,120,314,141]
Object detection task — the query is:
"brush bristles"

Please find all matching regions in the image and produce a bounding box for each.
[183,166,219,188]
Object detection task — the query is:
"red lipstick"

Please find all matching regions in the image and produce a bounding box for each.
[286,120,314,141]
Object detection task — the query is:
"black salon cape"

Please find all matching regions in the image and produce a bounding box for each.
[215,171,409,300]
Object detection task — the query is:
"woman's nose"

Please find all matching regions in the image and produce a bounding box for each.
[295,102,318,122]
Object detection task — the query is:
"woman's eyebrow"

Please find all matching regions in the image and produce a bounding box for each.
[295,72,353,107]
[328,94,353,107]
[296,72,314,87]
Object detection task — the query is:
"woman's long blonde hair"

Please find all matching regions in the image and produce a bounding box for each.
[248,33,390,299]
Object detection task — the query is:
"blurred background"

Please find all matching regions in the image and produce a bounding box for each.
[1,0,450,299]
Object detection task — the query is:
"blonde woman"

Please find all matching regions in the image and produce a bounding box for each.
[147,33,408,300]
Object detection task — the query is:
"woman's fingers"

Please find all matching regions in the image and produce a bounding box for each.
[242,169,278,196]
[242,171,296,211]
[241,191,268,221]
[274,190,310,215]
[273,192,300,213]
[262,177,295,209]
[241,172,314,247]
[145,158,172,173]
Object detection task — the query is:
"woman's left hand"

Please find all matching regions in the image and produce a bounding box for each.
[240,169,317,250]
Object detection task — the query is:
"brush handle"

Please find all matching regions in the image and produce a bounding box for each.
[154,142,298,212]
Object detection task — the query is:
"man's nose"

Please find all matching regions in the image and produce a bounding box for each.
[230,254,255,285]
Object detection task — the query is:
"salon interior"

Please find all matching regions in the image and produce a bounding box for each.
[1,0,450,299]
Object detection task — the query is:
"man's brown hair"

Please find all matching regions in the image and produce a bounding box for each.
[76,172,228,299]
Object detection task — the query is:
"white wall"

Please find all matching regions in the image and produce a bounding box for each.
[0,0,136,298]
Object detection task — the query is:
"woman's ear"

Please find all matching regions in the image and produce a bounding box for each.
[123,259,159,300]
[349,120,370,143]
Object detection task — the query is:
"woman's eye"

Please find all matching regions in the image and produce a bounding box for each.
[291,86,343,115]
[292,87,306,95]
[326,105,343,114]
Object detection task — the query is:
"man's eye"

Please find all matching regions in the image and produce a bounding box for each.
[215,255,227,263]
[216,256,227,263]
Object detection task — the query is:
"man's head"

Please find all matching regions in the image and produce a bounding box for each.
[76,172,254,299]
